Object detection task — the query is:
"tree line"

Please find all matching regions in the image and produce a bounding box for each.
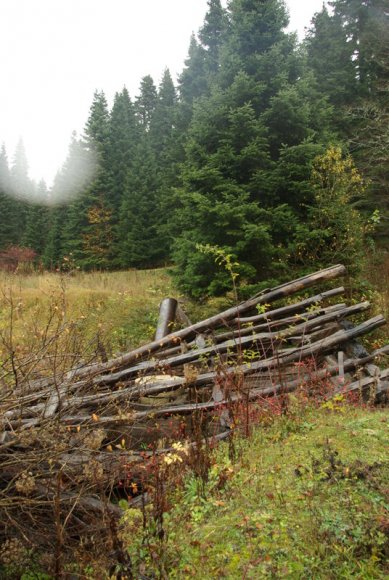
[0,0,387,297]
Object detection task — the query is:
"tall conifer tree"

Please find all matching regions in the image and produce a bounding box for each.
[107,87,139,263]
[0,144,18,249]
[63,91,111,268]
[135,76,157,130]
[22,180,49,256]
[118,140,162,268]
[199,0,228,74]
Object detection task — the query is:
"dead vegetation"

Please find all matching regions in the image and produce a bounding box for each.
[0,264,388,576]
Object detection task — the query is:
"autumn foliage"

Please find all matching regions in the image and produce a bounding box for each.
[0,245,37,272]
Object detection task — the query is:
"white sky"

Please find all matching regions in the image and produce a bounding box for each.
[0,0,326,185]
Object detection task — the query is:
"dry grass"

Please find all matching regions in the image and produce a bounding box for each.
[367,252,389,322]
[0,268,176,383]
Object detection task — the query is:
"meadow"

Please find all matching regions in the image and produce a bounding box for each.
[0,269,175,385]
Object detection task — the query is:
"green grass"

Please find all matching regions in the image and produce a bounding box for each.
[123,402,389,579]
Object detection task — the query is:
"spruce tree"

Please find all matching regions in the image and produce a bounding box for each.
[9,139,32,244]
[108,87,138,213]
[135,75,157,130]
[150,70,180,166]
[22,180,49,256]
[149,70,181,259]
[42,205,67,269]
[330,0,389,229]
[306,0,389,235]
[62,91,112,269]
[306,6,357,109]
[107,87,139,264]
[0,144,18,249]
[172,77,286,297]
[220,0,292,87]
[330,0,389,98]
[118,139,162,268]
[177,34,210,134]
[178,35,209,106]
[199,0,228,74]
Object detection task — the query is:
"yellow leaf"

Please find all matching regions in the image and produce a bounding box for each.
[92,414,99,422]
[106,445,113,452]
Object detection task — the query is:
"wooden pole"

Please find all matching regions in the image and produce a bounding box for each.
[154,298,178,341]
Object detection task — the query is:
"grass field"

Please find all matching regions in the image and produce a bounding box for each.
[153,403,388,579]
[0,269,176,382]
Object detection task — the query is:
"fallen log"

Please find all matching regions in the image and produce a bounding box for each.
[119,346,389,420]
[236,286,345,325]
[65,264,347,380]
[4,313,382,429]
[52,301,367,402]
[118,314,387,401]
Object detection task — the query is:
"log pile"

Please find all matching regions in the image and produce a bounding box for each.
[0,264,388,553]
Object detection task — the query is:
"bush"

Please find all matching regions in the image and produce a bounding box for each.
[0,246,37,273]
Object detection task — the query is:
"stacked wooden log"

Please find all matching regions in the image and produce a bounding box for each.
[0,264,388,551]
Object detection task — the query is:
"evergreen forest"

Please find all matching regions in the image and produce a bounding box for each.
[0,0,387,298]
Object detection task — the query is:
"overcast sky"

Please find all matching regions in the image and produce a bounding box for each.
[0,0,326,185]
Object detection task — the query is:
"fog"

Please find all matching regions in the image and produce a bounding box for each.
[0,0,326,203]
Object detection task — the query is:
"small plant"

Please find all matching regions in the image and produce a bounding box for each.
[196,243,240,301]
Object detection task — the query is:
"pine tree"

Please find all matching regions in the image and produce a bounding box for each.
[118,140,162,268]
[106,87,140,264]
[0,144,18,249]
[305,6,358,110]
[199,0,228,74]
[135,75,157,130]
[42,205,68,269]
[62,91,112,268]
[22,180,49,256]
[9,139,33,244]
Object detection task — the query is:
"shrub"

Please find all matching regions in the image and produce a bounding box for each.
[0,246,37,273]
